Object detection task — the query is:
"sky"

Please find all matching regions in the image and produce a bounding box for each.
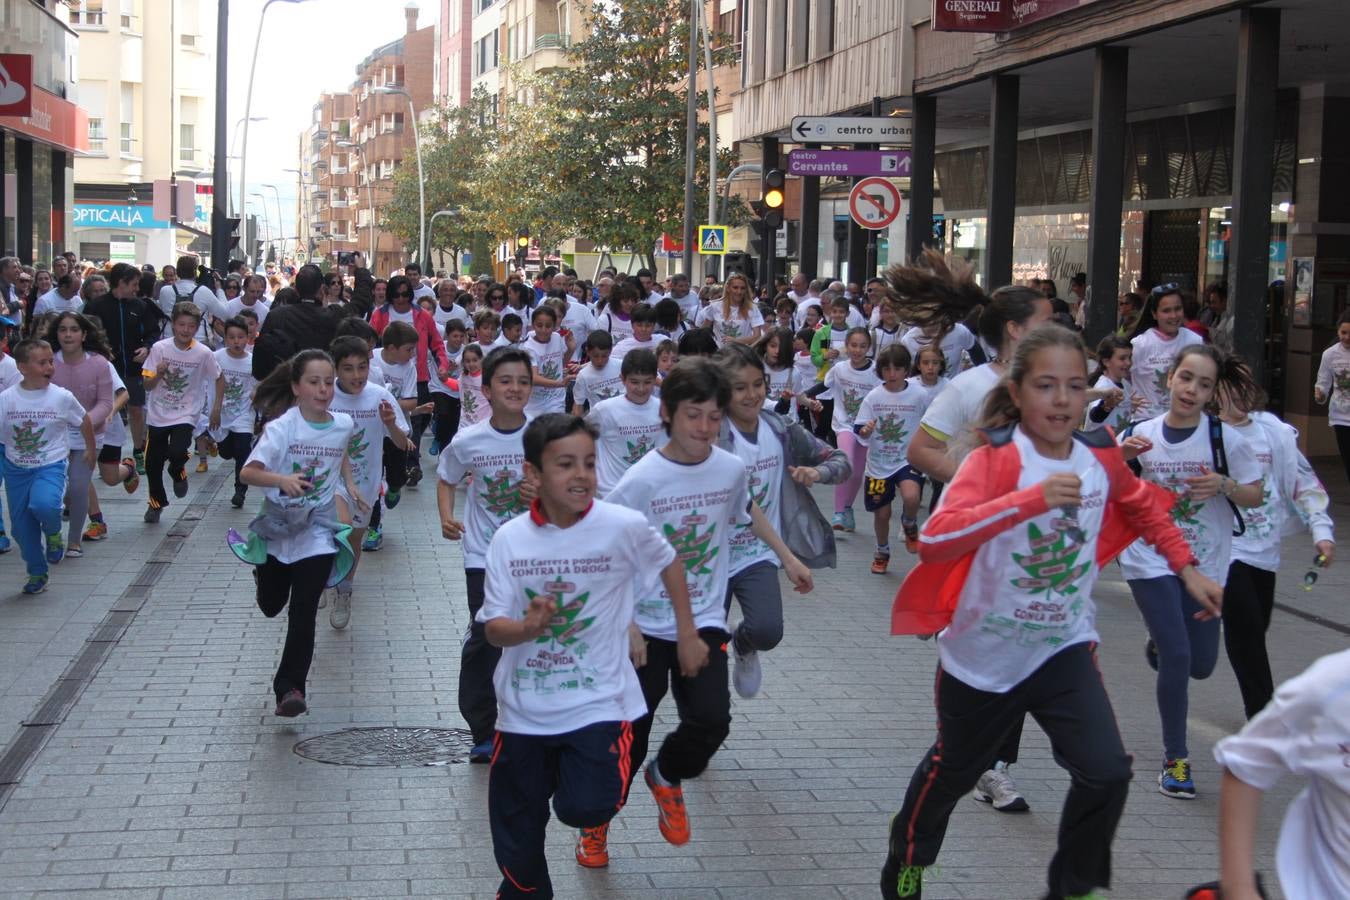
[225,0,424,249]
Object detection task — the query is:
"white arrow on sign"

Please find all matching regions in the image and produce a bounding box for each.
[791,115,914,146]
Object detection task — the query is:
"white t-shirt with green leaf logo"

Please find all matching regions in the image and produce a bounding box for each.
[585,394,666,498]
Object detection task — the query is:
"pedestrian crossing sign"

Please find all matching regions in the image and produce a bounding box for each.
[698,225,727,255]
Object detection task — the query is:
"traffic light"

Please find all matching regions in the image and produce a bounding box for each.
[224,216,241,251]
[761,169,785,230]
[515,229,529,266]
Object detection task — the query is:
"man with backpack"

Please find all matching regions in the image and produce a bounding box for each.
[157,255,229,346]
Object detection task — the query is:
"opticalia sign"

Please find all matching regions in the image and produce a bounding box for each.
[73,204,172,230]
[932,0,1098,32]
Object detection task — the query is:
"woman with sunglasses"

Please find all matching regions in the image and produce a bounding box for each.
[369,274,448,485]
[1127,284,1203,422]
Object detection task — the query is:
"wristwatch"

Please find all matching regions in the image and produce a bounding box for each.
[1220,476,1235,497]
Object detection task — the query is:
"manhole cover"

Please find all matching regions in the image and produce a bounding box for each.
[293,727,476,767]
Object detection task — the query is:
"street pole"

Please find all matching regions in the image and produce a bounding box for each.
[210,0,230,270]
[263,184,284,262]
[698,0,717,281]
[429,209,458,271]
[680,0,698,276]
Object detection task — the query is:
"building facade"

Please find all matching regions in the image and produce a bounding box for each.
[437,0,473,108]
[297,92,357,267]
[68,0,216,267]
[0,0,83,265]
[901,0,1347,454]
[471,0,503,120]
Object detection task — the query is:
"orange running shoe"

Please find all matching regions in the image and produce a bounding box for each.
[644,763,690,845]
[575,824,609,868]
[871,551,890,574]
[903,523,920,554]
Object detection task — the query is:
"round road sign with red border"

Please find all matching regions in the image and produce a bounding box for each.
[848,177,903,231]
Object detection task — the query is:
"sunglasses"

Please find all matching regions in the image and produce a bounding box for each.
[394,289,412,298]
[1302,553,1329,590]
[1150,283,1180,298]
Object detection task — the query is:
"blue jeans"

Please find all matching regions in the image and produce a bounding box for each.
[2,458,67,577]
[1127,575,1220,759]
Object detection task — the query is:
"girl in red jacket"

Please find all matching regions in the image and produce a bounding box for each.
[881,324,1224,900]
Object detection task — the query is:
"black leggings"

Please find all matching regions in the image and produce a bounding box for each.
[812,398,836,447]
[628,629,731,787]
[215,430,254,491]
[368,438,410,531]
[1222,560,1278,719]
[1336,424,1350,485]
[256,553,333,702]
[145,423,193,506]
[432,394,461,449]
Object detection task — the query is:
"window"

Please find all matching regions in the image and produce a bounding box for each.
[179,124,195,162]
[88,119,107,154]
[478,0,493,12]
[475,30,499,75]
[120,0,136,30]
[119,83,136,156]
[69,1,105,27]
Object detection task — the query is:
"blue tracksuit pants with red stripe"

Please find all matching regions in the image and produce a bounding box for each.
[884,642,1133,899]
[488,721,633,899]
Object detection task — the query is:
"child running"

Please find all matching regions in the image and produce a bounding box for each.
[0,339,95,593]
[1215,357,1335,720]
[600,358,810,859]
[803,326,879,532]
[570,331,623,414]
[209,317,257,509]
[1127,284,1203,421]
[456,343,489,432]
[883,323,1224,900]
[1119,344,1264,799]
[232,349,360,717]
[140,301,220,523]
[437,346,536,763]
[756,327,797,418]
[479,413,687,896]
[47,312,114,559]
[523,306,569,417]
[327,336,412,630]
[585,348,665,498]
[1312,308,1350,483]
[855,344,932,569]
[1084,334,1140,433]
[714,343,841,698]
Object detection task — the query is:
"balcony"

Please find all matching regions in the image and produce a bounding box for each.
[532,33,571,72]
[535,33,571,51]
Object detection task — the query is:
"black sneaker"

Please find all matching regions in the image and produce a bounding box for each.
[143,503,162,523]
[172,469,189,498]
[406,466,424,487]
[274,690,307,717]
[230,489,246,509]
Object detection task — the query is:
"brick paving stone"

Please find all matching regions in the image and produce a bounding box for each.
[0,452,1345,898]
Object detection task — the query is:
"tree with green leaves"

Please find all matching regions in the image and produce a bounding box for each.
[381,91,498,271]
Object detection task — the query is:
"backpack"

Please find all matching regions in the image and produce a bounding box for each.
[1122,415,1245,536]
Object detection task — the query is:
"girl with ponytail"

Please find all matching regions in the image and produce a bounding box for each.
[883,323,1223,900]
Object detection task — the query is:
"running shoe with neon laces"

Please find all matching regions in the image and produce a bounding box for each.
[575,824,609,868]
[429,437,442,457]
[871,549,891,574]
[831,512,847,531]
[644,761,690,846]
[841,507,856,532]
[121,458,140,494]
[22,574,48,594]
[384,489,401,509]
[973,762,1029,812]
[45,532,65,565]
[880,857,925,899]
[0,531,13,553]
[1158,757,1196,799]
[144,500,162,523]
[83,520,109,542]
[133,448,145,475]
[903,522,920,554]
[362,526,383,552]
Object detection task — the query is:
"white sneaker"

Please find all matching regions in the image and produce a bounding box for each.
[329,587,351,630]
[972,763,1029,812]
[317,589,328,609]
[732,646,762,698]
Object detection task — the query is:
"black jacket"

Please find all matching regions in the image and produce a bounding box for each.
[251,269,374,379]
[85,295,163,376]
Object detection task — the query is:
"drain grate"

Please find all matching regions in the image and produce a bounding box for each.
[293,727,476,767]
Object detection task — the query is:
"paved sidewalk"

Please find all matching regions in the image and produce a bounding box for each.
[0,451,1345,899]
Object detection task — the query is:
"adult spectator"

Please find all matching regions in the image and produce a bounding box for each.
[432,280,468,329]
[225,274,271,327]
[666,272,697,323]
[252,259,373,380]
[795,278,829,326]
[1117,292,1144,334]
[368,271,447,479]
[158,254,228,344]
[33,272,84,317]
[0,256,25,320]
[786,271,810,305]
[84,262,161,463]
[405,262,436,302]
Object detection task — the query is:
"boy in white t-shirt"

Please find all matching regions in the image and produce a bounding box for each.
[481,413,687,891]
[327,336,411,630]
[1206,648,1350,900]
[609,303,659,363]
[364,321,423,552]
[570,331,623,414]
[0,339,95,594]
[585,348,665,497]
[523,305,569,417]
[601,358,811,860]
[140,301,220,522]
[437,346,536,763]
[209,317,258,509]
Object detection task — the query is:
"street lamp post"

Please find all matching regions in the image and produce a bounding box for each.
[248,193,273,262]
[371,85,425,267]
[229,116,267,216]
[283,167,310,258]
[335,140,375,263]
[262,183,284,260]
[240,0,313,261]
[428,208,462,272]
